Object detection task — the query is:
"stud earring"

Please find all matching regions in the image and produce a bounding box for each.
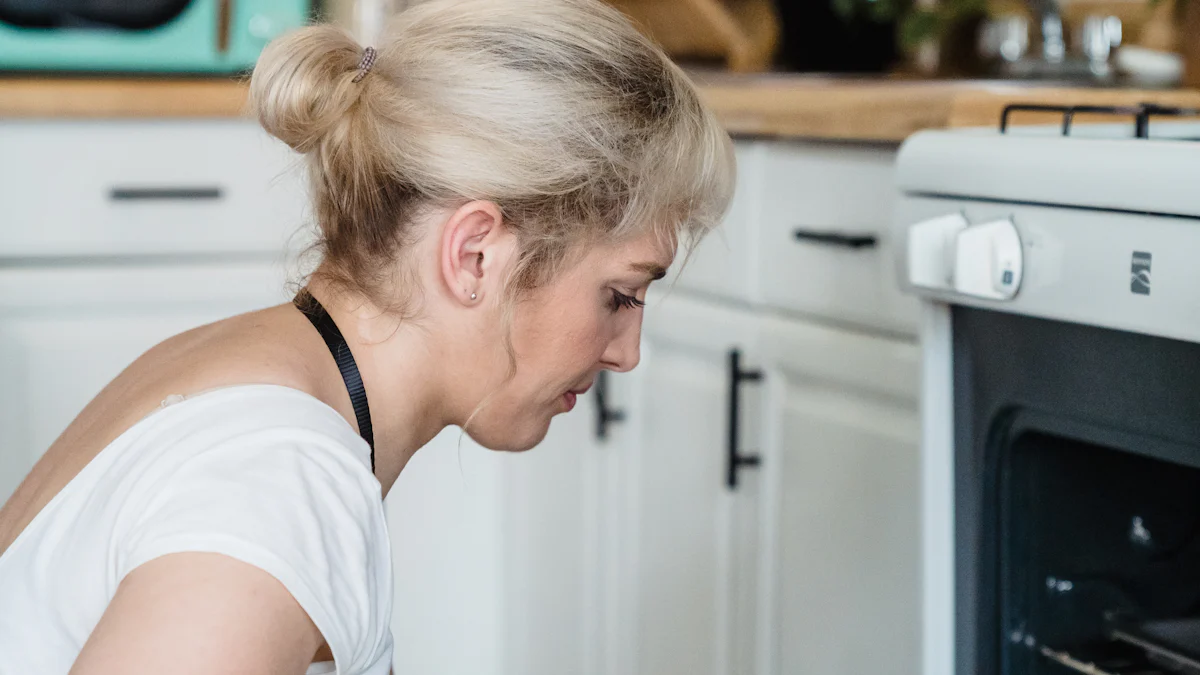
[470,292,478,301]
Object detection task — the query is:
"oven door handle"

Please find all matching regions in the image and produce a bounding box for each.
[727,348,763,490]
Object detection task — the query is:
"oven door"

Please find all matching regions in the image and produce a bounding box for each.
[952,306,1200,675]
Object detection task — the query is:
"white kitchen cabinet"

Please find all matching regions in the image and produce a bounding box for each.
[0,261,291,505]
[386,372,617,675]
[550,135,922,675]
[667,141,766,304]
[0,120,308,257]
[756,315,920,675]
[386,291,773,675]
[606,292,921,675]
[486,137,921,675]
[495,380,613,675]
[602,292,764,675]
[669,139,918,338]
[757,141,917,335]
[386,429,506,675]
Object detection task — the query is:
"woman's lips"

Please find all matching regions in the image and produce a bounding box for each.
[562,382,593,412]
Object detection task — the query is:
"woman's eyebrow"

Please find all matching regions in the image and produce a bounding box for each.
[629,262,667,280]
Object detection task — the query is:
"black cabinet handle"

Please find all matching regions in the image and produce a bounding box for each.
[793,228,877,249]
[109,187,223,201]
[727,348,763,489]
[594,370,625,441]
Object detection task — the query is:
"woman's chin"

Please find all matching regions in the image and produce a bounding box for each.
[465,418,551,453]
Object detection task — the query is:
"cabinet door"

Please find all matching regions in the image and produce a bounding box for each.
[497,378,615,675]
[614,291,764,675]
[666,140,765,305]
[386,429,506,675]
[388,361,622,675]
[0,262,289,505]
[757,315,920,675]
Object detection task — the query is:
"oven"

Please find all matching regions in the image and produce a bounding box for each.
[893,104,1200,675]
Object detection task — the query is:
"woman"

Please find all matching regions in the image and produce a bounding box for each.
[0,0,733,672]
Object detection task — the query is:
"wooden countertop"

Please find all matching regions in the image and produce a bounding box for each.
[3,75,1200,142]
[692,72,1200,142]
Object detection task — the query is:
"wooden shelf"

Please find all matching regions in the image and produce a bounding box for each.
[0,77,249,119]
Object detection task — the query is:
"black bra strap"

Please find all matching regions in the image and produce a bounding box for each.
[294,290,375,472]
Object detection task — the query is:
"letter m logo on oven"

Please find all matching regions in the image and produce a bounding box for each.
[1131,251,1152,295]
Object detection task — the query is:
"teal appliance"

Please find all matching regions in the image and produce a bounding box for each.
[0,1,314,73]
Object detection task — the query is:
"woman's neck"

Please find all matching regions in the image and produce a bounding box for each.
[304,281,456,497]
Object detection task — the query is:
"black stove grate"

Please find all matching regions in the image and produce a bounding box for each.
[999,103,1200,138]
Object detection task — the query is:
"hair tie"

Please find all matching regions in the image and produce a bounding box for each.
[352,46,378,83]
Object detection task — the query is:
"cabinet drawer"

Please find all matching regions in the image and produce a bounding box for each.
[0,120,308,257]
[668,141,763,304]
[757,142,917,335]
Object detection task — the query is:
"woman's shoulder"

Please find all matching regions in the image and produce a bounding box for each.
[117,383,382,533]
[143,384,369,458]
[1,389,392,675]
[110,384,393,672]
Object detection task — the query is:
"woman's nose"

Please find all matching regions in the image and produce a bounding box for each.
[600,316,642,373]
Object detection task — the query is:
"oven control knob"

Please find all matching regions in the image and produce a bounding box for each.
[907,212,969,291]
[953,218,1023,300]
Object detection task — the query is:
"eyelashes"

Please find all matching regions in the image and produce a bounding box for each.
[609,289,646,312]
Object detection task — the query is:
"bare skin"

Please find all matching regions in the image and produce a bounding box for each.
[1,303,351,669]
[0,201,671,674]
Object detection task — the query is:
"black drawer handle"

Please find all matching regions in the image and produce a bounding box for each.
[594,370,625,441]
[727,348,763,490]
[109,187,224,201]
[793,228,878,249]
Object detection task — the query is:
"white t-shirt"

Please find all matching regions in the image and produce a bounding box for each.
[0,385,394,675]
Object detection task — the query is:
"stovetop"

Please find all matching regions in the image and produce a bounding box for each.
[999,103,1200,139]
[896,103,1200,220]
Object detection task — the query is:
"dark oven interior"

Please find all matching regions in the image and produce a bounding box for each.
[954,308,1200,675]
[1002,432,1200,674]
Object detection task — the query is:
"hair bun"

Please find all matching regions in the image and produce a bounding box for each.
[249,25,371,153]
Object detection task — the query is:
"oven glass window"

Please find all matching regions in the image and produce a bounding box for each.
[1000,431,1200,674]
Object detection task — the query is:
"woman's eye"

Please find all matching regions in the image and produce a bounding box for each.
[609,290,646,312]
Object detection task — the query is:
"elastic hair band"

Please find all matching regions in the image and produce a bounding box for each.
[352,46,377,83]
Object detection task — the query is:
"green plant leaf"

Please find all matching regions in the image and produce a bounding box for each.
[899,8,941,49]
[831,0,912,23]
[951,0,989,19]
[867,0,909,22]
[832,0,858,21]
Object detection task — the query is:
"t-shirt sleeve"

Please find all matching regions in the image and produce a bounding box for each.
[115,431,393,675]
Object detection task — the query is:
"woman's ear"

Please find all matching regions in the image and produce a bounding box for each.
[439,200,515,306]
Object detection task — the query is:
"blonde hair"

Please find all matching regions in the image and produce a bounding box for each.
[250,0,735,315]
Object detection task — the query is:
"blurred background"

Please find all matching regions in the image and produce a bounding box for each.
[2,2,1200,675]
[0,0,1196,84]
[344,0,1198,87]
